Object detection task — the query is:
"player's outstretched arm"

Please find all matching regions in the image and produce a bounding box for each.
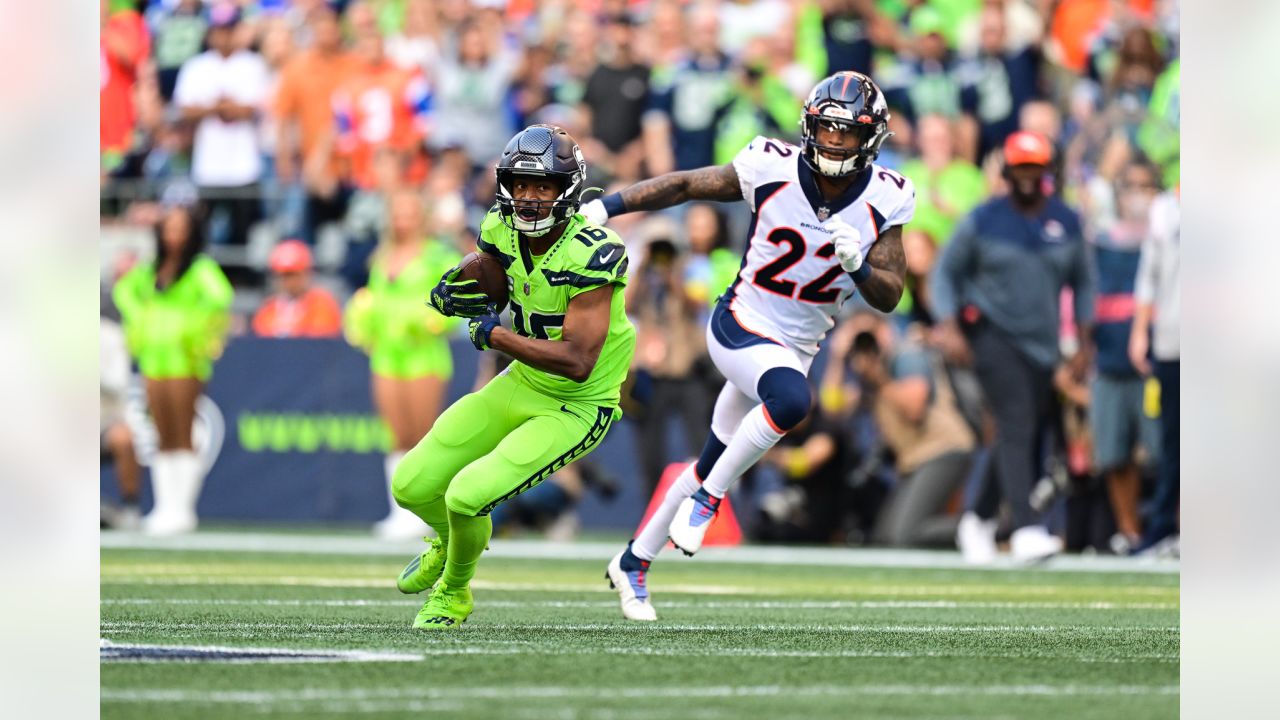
[585,164,742,220]
[858,225,907,313]
[486,285,613,383]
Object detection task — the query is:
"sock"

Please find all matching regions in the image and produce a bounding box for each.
[147,451,176,518]
[631,463,703,561]
[701,405,784,499]
[171,450,203,518]
[442,509,492,587]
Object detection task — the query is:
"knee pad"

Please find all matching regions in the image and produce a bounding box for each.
[391,451,441,509]
[756,367,812,432]
[444,482,485,517]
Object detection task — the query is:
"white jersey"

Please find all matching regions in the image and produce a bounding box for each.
[724,135,915,355]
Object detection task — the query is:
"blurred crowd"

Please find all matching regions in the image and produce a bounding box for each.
[100,0,1180,555]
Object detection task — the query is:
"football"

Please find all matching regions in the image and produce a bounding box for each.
[457,251,509,312]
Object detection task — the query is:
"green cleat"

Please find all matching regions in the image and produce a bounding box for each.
[412,583,474,630]
[396,537,446,594]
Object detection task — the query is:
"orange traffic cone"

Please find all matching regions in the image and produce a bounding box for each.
[638,462,742,547]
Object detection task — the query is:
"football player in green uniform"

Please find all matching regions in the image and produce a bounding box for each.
[391,125,636,629]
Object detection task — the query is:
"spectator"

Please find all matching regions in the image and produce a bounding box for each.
[342,189,461,540]
[101,0,152,173]
[755,405,862,545]
[931,131,1095,563]
[879,6,975,156]
[718,0,792,56]
[385,0,441,72]
[898,114,987,251]
[274,5,358,243]
[1137,58,1179,188]
[956,4,1043,161]
[794,0,881,78]
[1100,27,1165,146]
[627,219,711,492]
[898,227,941,326]
[149,0,206,102]
[682,203,739,310]
[173,4,269,245]
[101,284,142,530]
[257,18,302,230]
[581,13,651,182]
[429,16,517,166]
[1089,159,1162,553]
[842,327,975,548]
[329,30,433,190]
[112,204,233,535]
[1129,187,1179,554]
[252,240,343,338]
[642,4,734,175]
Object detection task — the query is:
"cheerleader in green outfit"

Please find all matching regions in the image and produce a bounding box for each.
[112,205,233,535]
[345,190,462,539]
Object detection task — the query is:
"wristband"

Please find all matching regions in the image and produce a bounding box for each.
[849,262,873,284]
[601,192,627,218]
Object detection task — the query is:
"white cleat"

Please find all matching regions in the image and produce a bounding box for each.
[956,511,998,565]
[605,549,657,621]
[1010,525,1063,563]
[667,488,720,556]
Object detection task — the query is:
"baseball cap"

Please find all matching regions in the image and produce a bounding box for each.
[1003,131,1053,166]
[268,240,313,274]
[208,3,242,29]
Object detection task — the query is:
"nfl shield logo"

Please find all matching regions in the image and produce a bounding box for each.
[817,207,830,221]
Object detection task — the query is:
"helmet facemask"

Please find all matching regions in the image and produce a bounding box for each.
[495,169,583,237]
[801,114,891,178]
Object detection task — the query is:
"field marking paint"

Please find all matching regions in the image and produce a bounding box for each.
[99,639,420,664]
[101,620,1178,634]
[101,598,1179,611]
[101,683,1180,705]
[101,530,1179,574]
[100,571,1178,599]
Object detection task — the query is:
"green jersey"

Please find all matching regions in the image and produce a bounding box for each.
[476,209,636,407]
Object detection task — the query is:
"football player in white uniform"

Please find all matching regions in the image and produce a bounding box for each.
[582,71,915,620]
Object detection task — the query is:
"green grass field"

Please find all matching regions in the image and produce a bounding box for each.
[101,533,1178,719]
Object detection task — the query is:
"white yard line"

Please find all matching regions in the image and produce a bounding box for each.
[99,640,419,664]
[101,530,1179,574]
[101,683,1179,705]
[101,597,1178,610]
[101,620,1178,633]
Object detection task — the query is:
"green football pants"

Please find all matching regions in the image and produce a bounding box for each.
[391,372,617,521]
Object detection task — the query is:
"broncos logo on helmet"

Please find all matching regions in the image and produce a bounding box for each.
[799,72,893,178]
[494,125,587,237]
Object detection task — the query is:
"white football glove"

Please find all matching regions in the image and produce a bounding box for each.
[579,198,609,226]
[826,216,864,273]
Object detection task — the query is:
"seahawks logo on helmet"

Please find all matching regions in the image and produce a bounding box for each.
[799,72,893,178]
[495,125,587,237]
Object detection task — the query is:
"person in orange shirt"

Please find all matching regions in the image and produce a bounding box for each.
[101,0,151,171]
[330,30,433,190]
[252,240,343,338]
[273,6,358,242]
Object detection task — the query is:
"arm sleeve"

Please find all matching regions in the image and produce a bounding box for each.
[930,213,977,320]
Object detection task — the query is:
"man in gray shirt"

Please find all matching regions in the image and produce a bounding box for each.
[931,131,1095,563]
